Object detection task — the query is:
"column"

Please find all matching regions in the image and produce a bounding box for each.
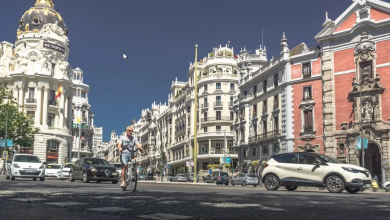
[35,87,42,125]
[60,89,65,129]
[42,87,49,128]
[67,95,73,130]
[18,86,24,111]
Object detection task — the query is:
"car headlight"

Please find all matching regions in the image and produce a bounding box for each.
[91,167,97,172]
[342,167,359,173]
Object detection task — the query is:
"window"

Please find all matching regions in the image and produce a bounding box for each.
[204,127,207,132]
[303,110,313,132]
[274,143,280,154]
[51,63,55,76]
[216,96,222,106]
[204,98,208,107]
[230,83,235,91]
[263,80,267,92]
[187,106,191,113]
[263,99,267,112]
[298,153,319,164]
[262,146,269,155]
[360,61,373,79]
[27,111,35,124]
[253,104,257,116]
[302,63,311,78]
[203,112,207,122]
[243,149,248,157]
[262,120,267,134]
[49,90,55,101]
[303,86,312,100]
[240,109,245,119]
[230,96,233,106]
[216,111,221,120]
[253,85,257,97]
[204,84,208,92]
[216,126,221,132]
[274,74,278,87]
[279,154,298,163]
[253,147,258,156]
[47,113,55,127]
[274,116,279,131]
[216,83,221,90]
[230,126,233,132]
[28,88,35,99]
[47,140,59,164]
[244,90,247,96]
[274,95,279,108]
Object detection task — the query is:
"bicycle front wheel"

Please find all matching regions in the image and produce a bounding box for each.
[122,166,129,191]
[130,167,137,193]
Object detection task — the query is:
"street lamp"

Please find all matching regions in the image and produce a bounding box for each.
[2,96,9,175]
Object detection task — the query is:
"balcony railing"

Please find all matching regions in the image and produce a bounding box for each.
[48,100,57,106]
[201,116,230,122]
[25,98,36,103]
[201,103,209,108]
[303,126,313,132]
[214,102,223,107]
[302,96,313,102]
[249,130,281,142]
[229,102,233,106]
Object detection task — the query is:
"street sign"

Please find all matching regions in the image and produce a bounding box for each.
[356,137,368,149]
[220,157,231,164]
[138,166,142,170]
[0,139,13,148]
[186,161,190,167]
[188,167,192,172]
[2,151,8,160]
[190,162,194,166]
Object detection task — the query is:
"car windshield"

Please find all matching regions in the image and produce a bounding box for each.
[85,159,110,165]
[47,165,61,169]
[178,174,186,177]
[14,155,41,163]
[64,164,73,168]
[315,154,343,163]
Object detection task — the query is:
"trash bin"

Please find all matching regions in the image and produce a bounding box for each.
[147,173,153,180]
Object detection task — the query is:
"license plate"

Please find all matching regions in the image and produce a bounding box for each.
[25,170,36,173]
[112,173,118,176]
[365,184,372,188]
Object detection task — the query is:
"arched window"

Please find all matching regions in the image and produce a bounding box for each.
[47,140,59,164]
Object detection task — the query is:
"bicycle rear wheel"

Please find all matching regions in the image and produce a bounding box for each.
[130,167,137,193]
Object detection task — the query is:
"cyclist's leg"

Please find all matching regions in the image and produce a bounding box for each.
[120,153,129,186]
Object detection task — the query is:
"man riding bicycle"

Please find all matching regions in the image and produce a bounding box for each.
[118,125,143,187]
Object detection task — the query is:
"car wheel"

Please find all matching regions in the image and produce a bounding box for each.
[345,187,359,193]
[264,174,280,191]
[69,172,75,182]
[112,180,118,184]
[40,178,45,181]
[243,181,247,186]
[6,175,10,180]
[96,181,101,183]
[231,181,235,186]
[33,178,37,181]
[385,185,390,192]
[82,172,90,183]
[285,186,298,191]
[325,175,345,193]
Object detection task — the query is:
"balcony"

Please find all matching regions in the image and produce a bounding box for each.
[214,102,223,107]
[25,98,36,104]
[48,100,57,106]
[201,116,230,122]
[201,103,209,109]
[229,102,233,108]
[249,135,257,143]
[303,126,313,132]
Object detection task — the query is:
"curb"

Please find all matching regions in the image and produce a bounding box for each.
[138,180,211,186]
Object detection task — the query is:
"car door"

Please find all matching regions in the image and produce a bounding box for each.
[276,153,301,185]
[296,153,324,186]
[74,159,82,179]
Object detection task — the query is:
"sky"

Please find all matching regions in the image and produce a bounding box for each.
[0,0,358,141]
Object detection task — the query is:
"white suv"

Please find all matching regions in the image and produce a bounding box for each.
[262,152,372,193]
[6,154,46,181]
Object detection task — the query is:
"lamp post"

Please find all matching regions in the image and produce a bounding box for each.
[193,44,198,183]
[2,96,9,175]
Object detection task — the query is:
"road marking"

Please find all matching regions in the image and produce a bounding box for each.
[9,198,47,202]
[46,202,87,207]
[138,213,192,219]
[88,207,132,212]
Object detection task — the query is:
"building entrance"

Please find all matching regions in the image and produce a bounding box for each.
[364,143,382,183]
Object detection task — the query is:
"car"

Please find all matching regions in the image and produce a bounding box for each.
[262,152,372,193]
[45,164,62,177]
[231,173,258,187]
[383,181,390,192]
[6,154,46,181]
[69,157,119,184]
[57,163,73,180]
[172,174,187,182]
[110,163,123,178]
[186,173,199,182]
[138,173,146,180]
[204,171,230,185]
[166,173,175,182]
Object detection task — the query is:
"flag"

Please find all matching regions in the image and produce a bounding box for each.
[55,86,62,100]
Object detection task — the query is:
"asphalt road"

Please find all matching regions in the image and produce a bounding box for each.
[0,176,389,220]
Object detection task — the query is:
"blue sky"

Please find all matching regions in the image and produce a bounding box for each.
[1,0,355,141]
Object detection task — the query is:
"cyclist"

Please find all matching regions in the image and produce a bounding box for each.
[118,125,143,187]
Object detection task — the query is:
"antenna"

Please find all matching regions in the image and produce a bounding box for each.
[262,25,264,48]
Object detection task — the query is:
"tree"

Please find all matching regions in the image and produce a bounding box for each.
[0,86,40,156]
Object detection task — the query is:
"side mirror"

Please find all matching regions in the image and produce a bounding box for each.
[313,161,321,166]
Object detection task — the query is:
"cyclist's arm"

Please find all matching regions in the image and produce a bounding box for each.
[136,143,144,152]
[118,139,123,152]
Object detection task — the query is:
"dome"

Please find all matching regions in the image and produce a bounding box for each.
[17,0,68,37]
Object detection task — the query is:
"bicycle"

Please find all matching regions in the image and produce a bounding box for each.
[122,149,145,192]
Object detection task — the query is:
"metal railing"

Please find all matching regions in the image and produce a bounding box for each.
[25,98,36,103]
[48,100,57,106]
[201,103,209,108]
[229,102,233,106]
[214,102,223,107]
[201,116,230,122]
[248,130,281,142]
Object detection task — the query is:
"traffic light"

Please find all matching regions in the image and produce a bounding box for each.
[147,111,152,122]
[163,152,166,160]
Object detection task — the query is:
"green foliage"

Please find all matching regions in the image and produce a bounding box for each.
[224,164,231,169]
[251,161,259,167]
[178,166,186,173]
[209,52,215,57]
[207,164,223,170]
[0,86,39,155]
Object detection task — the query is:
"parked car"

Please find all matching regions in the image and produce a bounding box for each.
[262,152,372,193]
[383,181,390,192]
[186,173,199,182]
[172,174,187,182]
[57,163,73,180]
[138,173,146,180]
[110,163,123,178]
[166,173,175,182]
[204,172,230,185]
[231,173,258,187]
[45,164,62,177]
[6,154,46,181]
[69,157,119,184]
